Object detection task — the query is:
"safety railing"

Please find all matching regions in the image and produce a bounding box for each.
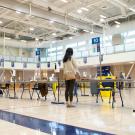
[0,43,135,63]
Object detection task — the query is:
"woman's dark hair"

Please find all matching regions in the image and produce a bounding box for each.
[63,48,73,63]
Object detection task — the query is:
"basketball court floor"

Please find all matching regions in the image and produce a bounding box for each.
[0,88,135,135]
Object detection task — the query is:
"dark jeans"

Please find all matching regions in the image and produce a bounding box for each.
[65,79,75,102]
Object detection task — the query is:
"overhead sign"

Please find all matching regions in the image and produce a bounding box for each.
[92,37,100,44]
[36,48,41,56]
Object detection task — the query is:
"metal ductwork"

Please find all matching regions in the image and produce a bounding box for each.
[0,0,102,31]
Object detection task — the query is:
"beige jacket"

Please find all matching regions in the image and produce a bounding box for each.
[63,58,79,76]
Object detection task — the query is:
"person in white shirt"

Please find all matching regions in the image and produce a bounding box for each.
[63,48,79,107]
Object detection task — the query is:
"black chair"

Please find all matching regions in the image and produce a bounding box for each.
[0,83,10,97]
[31,83,48,100]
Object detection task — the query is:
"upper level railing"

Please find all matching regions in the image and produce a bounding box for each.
[1,43,135,63]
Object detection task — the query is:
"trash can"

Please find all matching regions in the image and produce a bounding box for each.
[90,80,98,96]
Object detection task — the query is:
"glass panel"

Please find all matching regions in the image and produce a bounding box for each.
[66,43,77,48]
[128,31,135,36]
[57,51,63,55]
[10,56,16,61]
[22,57,27,62]
[16,57,22,62]
[82,51,89,57]
[51,56,56,61]
[106,46,114,54]
[28,58,35,62]
[74,52,81,58]
[78,47,86,51]
[47,57,51,62]
[125,38,135,43]
[48,53,56,56]
[57,55,63,60]
[57,46,63,50]
[41,57,46,62]
[48,47,56,52]
[115,45,124,52]
[125,43,135,51]
[4,56,10,61]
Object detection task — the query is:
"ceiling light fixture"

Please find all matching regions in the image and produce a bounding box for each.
[100,18,105,22]
[114,21,121,25]
[69,37,73,39]
[52,41,56,44]
[77,9,82,14]
[100,15,107,18]
[0,21,3,24]
[35,38,39,41]
[116,24,120,28]
[21,40,26,43]
[71,26,78,30]
[61,0,68,3]
[50,20,54,24]
[16,10,21,14]
[83,29,89,32]
[90,31,94,34]
[81,7,89,11]
[129,8,135,12]
[30,27,34,31]
[52,33,56,36]
[5,37,11,40]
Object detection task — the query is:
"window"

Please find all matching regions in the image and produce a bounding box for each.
[128,31,135,36]
[78,47,86,51]
[48,53,56,57]
[66,43,77,48]
[51,56,56,61]
[47,57,51,62]
[125,38,135,43]
[48,47,56,52]
[16,57,22,62]
[74,52,81,58]
[78,41,86,46]
[57,46,63,50]
[57,51,63,55]
[57,55,63,60]
[82,51,89,57]
[28,58,35,62]
[22,57,27,62]
[41,58,46,62]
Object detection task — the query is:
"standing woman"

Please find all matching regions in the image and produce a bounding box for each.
[63,48,79,107]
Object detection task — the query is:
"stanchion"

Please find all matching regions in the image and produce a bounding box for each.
[9,76,18,99]
[81,82,89,96]
[51,72,64,104]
